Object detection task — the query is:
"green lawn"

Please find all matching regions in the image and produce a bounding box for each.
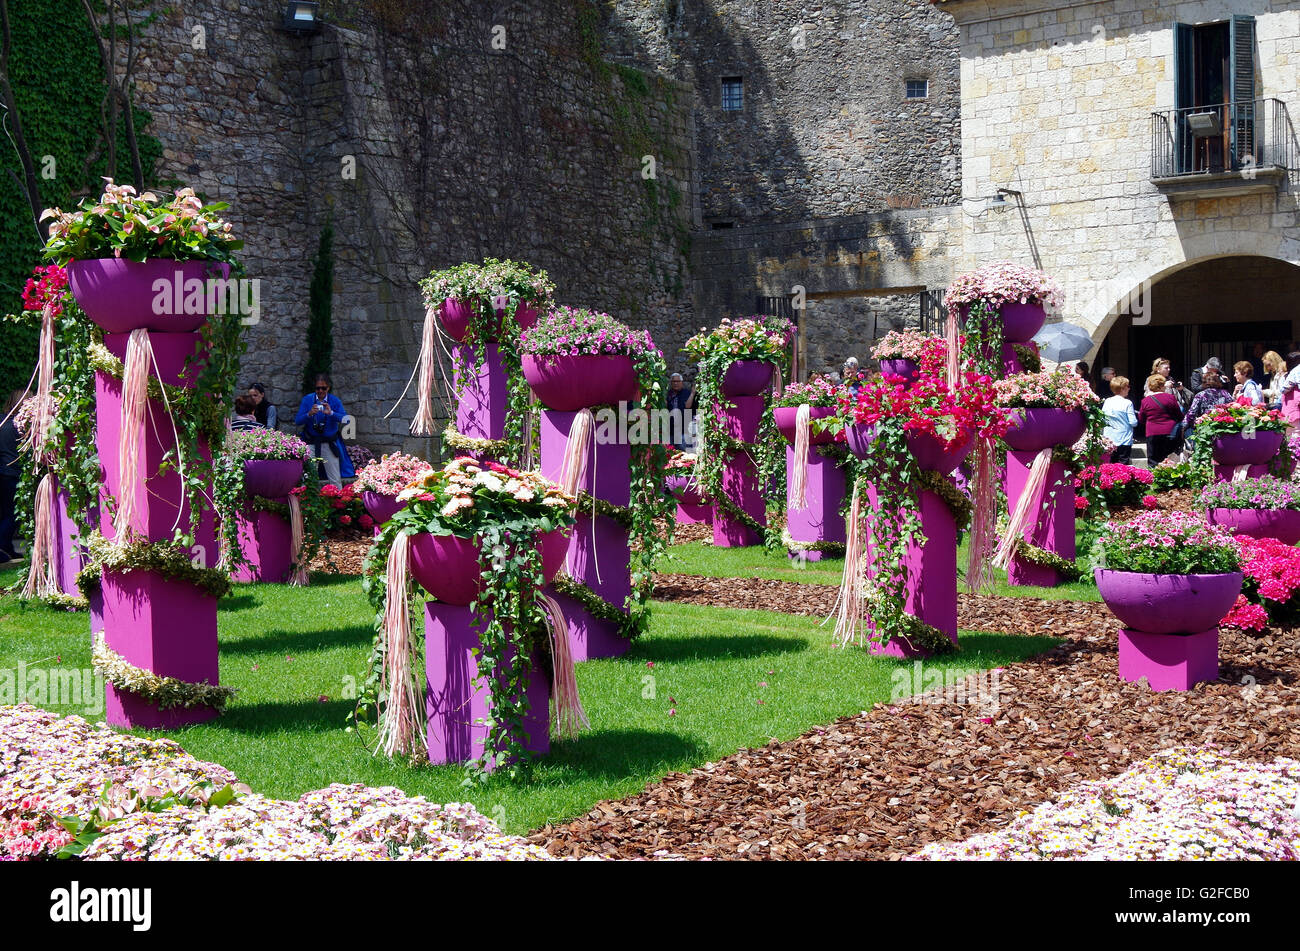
[664,538,1102,602]
[0,559,1056,834]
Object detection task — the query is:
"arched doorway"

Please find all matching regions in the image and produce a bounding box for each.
[1094,255,1300,387]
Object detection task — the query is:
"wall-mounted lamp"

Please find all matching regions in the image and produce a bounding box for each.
[280,2,322,34]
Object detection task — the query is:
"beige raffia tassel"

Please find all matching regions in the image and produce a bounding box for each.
[992,447,1053,570]
[539,592,589,738]
[376,532,424,758]
[19,305,57,462]
[21,473,60,600]
[830,479,867,648]
[113,329,153,539]
[790,403,811,510]
[558,408,594,497]
[410,306,438,436]
[288,494,310,586]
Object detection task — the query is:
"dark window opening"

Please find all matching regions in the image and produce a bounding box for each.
[721,77,743,112]
[710,221,735,230]
[905,79,929,99]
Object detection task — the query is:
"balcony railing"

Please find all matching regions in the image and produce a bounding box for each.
[1151,98,1296,179]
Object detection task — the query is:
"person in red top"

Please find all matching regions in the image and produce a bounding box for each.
[1139,373,1183,465]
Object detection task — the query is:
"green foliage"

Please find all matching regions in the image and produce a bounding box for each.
[302,222,334,394]
[0,0,162,396]
[1151,460,1196,492]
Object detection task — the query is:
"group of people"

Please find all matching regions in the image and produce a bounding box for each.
[1095,349,1300,466]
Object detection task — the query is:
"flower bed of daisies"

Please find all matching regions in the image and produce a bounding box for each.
[909,748,1300,861]
[0,705,552,861]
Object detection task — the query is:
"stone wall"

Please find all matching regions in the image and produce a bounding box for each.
[127,0,695,455]
[940,0,1300,355]
[606,0,963,223]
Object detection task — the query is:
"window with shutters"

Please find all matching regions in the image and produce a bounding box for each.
[1171,17,1256,173]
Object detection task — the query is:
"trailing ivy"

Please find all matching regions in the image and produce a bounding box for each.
[77,532,233,600]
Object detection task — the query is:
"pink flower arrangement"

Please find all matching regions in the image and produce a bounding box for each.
[943,261,1065,311]
[1073,462,1153,509]
[354,453,435,496]
[870,329,942,362]
[0,705,553,860]
[684,316,793,364]
[910,748,1300,860]
[226,428,311,462]
[1093,511,1239,575]
[664,451,696,472]
[994,368,1099,410]
[520,306,662,361]
[1220,535,1300,631]
[396,457,575,527]
[1197,397,1287,435]
[1141,495,1159,509]
[772,374,842,409]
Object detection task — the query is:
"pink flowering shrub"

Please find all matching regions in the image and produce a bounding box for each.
[943,261,1065,312]
[353,452,435,496]
[993,368,1099,410]
[521,306,663,361]
[1093,511,1239,575]
[21,263,68,316]
[1,706,554,861]
[772,374,842,409]
[1074,463,1154,510]
[910,748,1300,860]
[870,329,942,362]
[1220,535,1300,631]
[684,316,793,364]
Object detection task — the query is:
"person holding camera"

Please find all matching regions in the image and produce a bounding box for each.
[295,374,353,487]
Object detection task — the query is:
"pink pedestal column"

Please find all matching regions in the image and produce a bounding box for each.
[1213,462,1272,483]
[540,409,632,661]
[867,486,959,658]
[1005,449,1076,587]
[52,481,92,598]
[1118,627,1219,692]
[232,505,293,584]
[676,498,713,524]
[713,395,766,547]
[424,601,550,766]
[453,344,508,452]
[785,446,846,562]
[95,331,220,729]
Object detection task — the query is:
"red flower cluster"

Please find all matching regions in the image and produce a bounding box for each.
[1074,463,1153,509]
[314,482,365,531]
[841,337,1008,447]
[21,264,68,317]
[1221,535,1300,631]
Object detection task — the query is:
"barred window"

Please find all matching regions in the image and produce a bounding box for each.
[905,79,929,99]
[721,77,744,111]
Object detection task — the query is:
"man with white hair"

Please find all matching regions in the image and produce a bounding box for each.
[1189,357,1221,394]
[666,372,696,450]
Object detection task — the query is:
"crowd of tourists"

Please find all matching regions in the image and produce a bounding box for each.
[1094,347,1300,466]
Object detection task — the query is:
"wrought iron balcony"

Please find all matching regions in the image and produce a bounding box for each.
[1150,98,1295,196]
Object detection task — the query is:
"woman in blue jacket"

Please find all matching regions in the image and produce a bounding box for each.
[295,375,355,486]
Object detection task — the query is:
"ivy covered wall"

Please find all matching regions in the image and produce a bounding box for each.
[0,0,161,398]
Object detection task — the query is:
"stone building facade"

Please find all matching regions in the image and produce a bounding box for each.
[940,0,1300,380]
[125,0,694,455]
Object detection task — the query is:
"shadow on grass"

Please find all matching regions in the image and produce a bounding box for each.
[217,697,356,733]
[550,728,707,781]
[634,634,809,663]
[218,595,257,612]
[950,631,1062,662]
[220,625,374,655]
[308,572,364,588]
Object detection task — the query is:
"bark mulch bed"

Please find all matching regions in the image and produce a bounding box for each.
[308,532,371,576]
[530,587,1299,859]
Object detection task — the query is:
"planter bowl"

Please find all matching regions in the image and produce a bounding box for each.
[1094,568,1243,635]
[68,258,233,333]
[243,459,304,499]
[907,430,974,473]
[1207,507,1300,545]
[773,405,837,445]
[721,360,775,398]
[961,300,1047,345]
[438,297,540,343]
[665,473,708,505]
[521,353,639,411]
[361,491,405,526]
[1210,431,1284,467]
[409,528,569,606]
[879,358,920,386]
[1004,407,1086,452]
[845,422,877,460]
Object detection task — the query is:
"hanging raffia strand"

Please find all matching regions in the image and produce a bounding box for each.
[945,306,960,389]
[21,305,57,461]
[21,473,60,600]
[539,592,588,738]
[410,306,438,436]
[376,532,424,758]
[992,446,1053,570]
[113,328,153,539]
[965,437,999,592]
[830,479,867,648]
[790,403,812,510]
[558,408,594,496]
[288,493,310,586]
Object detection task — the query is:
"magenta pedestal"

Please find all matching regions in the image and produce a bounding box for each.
[539,409,633,660]
[1005,449,1075,587]
[52,481,91,598]
[232,506,292,584]
[713,395,766,547]
[101,569,220,728]
[424,601,550,766]
[453,344,509,451]
[94,330,221,729]
[1118,627,1219,692]
[867,486,959,658]
[785,446,846,561]
[676,500,713,524]
[1212,462,1274,483]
